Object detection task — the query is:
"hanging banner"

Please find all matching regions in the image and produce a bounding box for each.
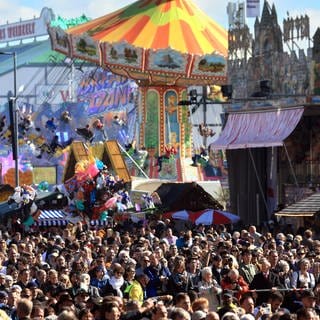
[246,0,260,18]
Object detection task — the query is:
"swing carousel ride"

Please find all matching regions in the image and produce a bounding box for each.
[48,0,228,181]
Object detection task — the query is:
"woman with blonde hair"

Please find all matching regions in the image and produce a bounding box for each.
[199,266,222,311]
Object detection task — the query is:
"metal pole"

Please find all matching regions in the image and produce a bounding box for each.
[13,52,19,187]
[0,51,19,186]
[203,86,207,148]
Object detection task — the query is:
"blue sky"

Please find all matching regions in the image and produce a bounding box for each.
[0,0,320,38]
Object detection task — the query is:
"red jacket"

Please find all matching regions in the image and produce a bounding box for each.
[221,275,249,301]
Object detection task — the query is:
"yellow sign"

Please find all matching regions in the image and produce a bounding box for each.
[33,166,57,185]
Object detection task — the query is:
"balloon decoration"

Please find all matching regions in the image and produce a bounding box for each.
[7,185,40,225]
[7,157,158,228]
[38,181,49,192]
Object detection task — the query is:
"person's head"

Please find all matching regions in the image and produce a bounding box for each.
[102,302,121,320]
[21,288,32,300]
[57,310,78,320]
[124,266,136,281]
[300,291,317,309]
[0,290,8,305]
[75,288,90,304]
[228,268,239,282]
[192,310,207,320]
[0,273,5,286]
[269,291,284,313]
[136,273,149,287]
[201,267,213,283]
[221,312,240,320]
[249,226,256,234]
[48,269,59,284]
[241,250,252,264]
[240,294,255,314]
[79,273,91,286]
[188,257,199,272]
[206,312,220,320]
[192,297,209,313]
[31,303,45,319]
[222,290,234,306]
[170,307,191,320]
[19,268,31,284]
[268,250,279,267]
[299,259,311,271]
[78,308,94,320]
[151,301,168,320]
[173,256,186,273]
[260,258,271,273]
[113,264,124,279]
[212,255,222,268]
[175,293,192,312]
[16,298,33,319]
[296,308,317,320]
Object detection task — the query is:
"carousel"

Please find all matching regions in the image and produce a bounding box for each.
[48,0,228,180]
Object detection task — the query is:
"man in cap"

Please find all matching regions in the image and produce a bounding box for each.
[129,272,149,305]
[218,290,238,318]
[74,287,90,306]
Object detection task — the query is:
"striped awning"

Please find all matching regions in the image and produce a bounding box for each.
[275,193,320,217]
[36,210,110,226]
[210,107,304,150]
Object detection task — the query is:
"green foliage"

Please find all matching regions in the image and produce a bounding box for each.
[50,15,91,29]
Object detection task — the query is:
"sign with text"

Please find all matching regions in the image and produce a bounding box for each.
[0,7,54,44]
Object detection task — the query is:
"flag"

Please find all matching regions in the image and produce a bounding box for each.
[247,0,260,18]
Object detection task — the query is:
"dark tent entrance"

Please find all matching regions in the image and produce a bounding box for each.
[227,148,269,225]
[210,106,305,225]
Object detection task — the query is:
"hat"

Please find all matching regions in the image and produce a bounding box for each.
[301,291,316,299]
[26,281,38,289]
[0,291,8,299]
[58,292,73,303]
[223,289,233,298]
[10,285,22,293]
[192,310,207,320]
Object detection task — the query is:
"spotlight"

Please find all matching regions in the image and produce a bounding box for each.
[221,85,233,100]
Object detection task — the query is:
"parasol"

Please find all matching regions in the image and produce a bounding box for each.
[163,208,240,225]
[192,209,240,225]
[48,0,228,86]
[162,209,190,220]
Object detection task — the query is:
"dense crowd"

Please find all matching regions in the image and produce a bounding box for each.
[0,218,319,320]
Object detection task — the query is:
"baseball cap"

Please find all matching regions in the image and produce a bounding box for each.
[223,289,233,298]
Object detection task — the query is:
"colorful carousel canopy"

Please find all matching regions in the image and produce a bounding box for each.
[48,0,228,86]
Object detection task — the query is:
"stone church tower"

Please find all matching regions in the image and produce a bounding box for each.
[253,1,283,57]
[228,0,311,98]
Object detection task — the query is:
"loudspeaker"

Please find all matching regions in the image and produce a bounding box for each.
[221,85,233,99]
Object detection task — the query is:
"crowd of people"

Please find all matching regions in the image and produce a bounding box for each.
[0,218,319,320]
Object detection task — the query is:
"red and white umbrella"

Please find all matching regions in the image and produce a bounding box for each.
[163,210,190,221]
[191,209,240,225]
[163,209,240,225]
